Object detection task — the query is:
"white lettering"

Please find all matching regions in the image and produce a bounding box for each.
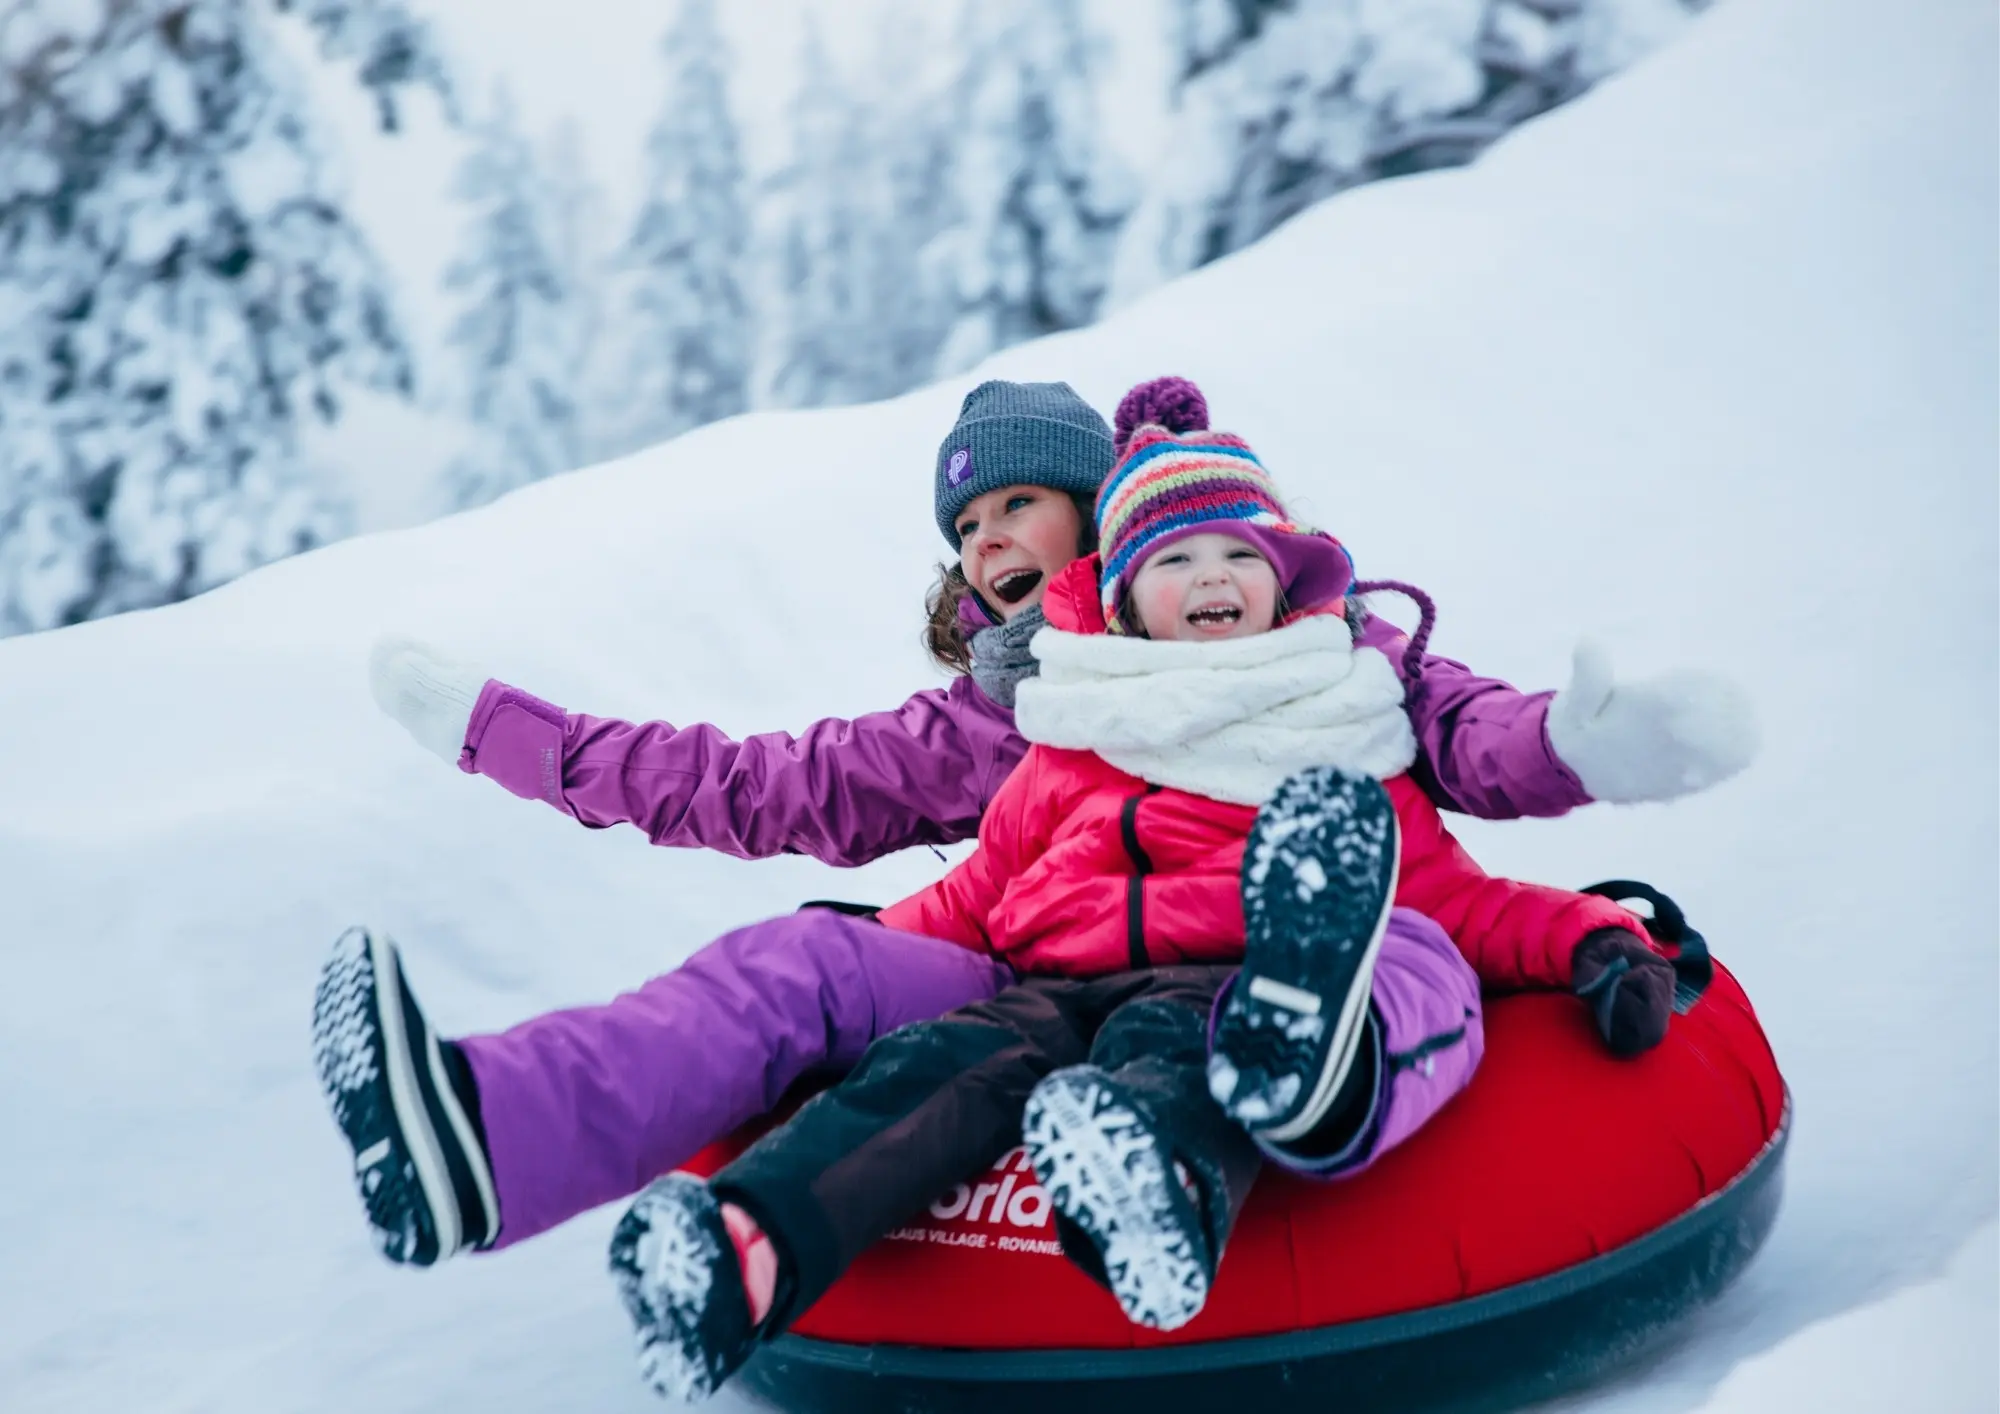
[966,1180,1002,1222]
[1006,1181,1052,1229]
[987,1174,1018,1223]
[929,1183,971,1220]
[997,1235,1065,1255]
[926,1229,987,1249]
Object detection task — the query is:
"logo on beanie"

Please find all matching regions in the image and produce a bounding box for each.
[946,447,973,487]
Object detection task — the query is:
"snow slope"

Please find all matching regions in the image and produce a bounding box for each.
[0,0,1992,1410]
[1686,1222,1997,1414]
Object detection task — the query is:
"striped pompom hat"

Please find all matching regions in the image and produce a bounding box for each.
[1096,378,1312,629]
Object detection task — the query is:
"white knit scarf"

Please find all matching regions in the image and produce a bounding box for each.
[1013,615,1417,805]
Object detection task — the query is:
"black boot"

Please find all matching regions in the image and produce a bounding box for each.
[1023,1066,1219,1331]
[608,1175,760,1403]
[1209,766,1399,1144]
[312,927,499,1265]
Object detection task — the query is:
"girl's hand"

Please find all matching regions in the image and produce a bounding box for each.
[1546,642,1759,804]
[1571,928,1675,1057]
[368,634,489,765]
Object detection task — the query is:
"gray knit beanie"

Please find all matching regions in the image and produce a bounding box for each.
[934,380,1116,546]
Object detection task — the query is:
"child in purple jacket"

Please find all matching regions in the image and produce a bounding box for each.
[323,377,1754,1272]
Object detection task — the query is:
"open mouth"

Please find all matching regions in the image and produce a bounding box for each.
[991,569,1044,605]
[1185,605,1243,628]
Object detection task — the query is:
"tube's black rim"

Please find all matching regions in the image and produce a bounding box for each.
[762,1095,1790,1383]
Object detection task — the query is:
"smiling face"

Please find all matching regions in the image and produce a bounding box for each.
[955,485,1087,620]
[1128,532,1281,642]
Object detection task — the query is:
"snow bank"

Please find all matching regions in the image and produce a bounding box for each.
[0,0,1991,1410]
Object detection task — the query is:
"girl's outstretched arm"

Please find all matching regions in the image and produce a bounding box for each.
[369,635,1027,867]
[462,675,1026,868]
[1361,616,1755,822]
[1358,612,1589,821]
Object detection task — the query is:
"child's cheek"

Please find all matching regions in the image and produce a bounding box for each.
[1133,578,1175,637]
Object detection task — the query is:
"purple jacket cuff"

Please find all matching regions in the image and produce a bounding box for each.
[1532,698,1593,805]
[1359,611,1593,819]
[1487,688,1592,811]
[460,680,572,812]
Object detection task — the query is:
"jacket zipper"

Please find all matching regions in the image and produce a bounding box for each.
[1386,1008,1475,1075]
[1120,786,1162,970]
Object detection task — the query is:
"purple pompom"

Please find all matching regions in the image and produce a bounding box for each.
[1113,376,1209,453]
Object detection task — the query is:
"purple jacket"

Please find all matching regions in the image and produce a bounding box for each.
[457,614,1590,868]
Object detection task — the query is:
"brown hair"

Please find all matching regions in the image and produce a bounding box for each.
[923,492,1098,674]
[923,562,978,674]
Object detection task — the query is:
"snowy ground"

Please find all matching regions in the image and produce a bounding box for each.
[1,0,1993,1410]
[1676,1222,1996,1414]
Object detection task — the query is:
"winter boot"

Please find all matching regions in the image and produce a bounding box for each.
[1023,1066,1218,1332]
[311,927,498,1265]
[1208,766,1400,1144]
[608,1174,759,1403]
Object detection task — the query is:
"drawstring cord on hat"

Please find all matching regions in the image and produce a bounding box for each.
[1350,579,1437,704]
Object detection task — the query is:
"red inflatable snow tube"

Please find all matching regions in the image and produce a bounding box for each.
[682,938,1788,1414]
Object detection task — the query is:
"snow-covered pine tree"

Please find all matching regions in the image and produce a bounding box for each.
[591,0,749,458]
[765,20,895,410]
[1559,0,1710,88]
[440,88,586,508]
[848,7,960,395]
[1107,0,1706,302]
[0,0,412,636]
[929,0,1135,376]
[271,0,453,132]
[540,118,607,453]
[763,13,970,411]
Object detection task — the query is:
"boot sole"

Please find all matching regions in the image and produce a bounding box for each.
[608,1176,736,1403]
[311,927,496,1263]
[1024,1070,1209,1332]
[1210,768,1399,1145]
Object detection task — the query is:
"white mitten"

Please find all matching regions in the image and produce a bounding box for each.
[368,634,490,766]
[1546,641,1759,804]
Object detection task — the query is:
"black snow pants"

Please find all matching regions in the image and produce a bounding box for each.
[709,965,1262,1329]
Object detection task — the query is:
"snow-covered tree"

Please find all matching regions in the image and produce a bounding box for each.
[929,0,1135,376]
[591,0,749,458]
[0,0,412,635]
[763,17,957,409]
[0,0,1721,638]
[440,88,588,508]
[763,23,879,409]
[271,0,453,132]
[1562,0,1708,87]
[540,118,607,451]
[1107,0,1707,302]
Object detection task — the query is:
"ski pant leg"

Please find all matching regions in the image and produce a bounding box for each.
[1087,967,1263,1257]
[710,972,1173,1328]
[456,909,1015,1250]
[1252,908,1483,1178]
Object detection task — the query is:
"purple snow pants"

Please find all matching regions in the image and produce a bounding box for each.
[1256,908,1485,1179]
[458,910,1015,1249]
[458,907,1481,1250]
